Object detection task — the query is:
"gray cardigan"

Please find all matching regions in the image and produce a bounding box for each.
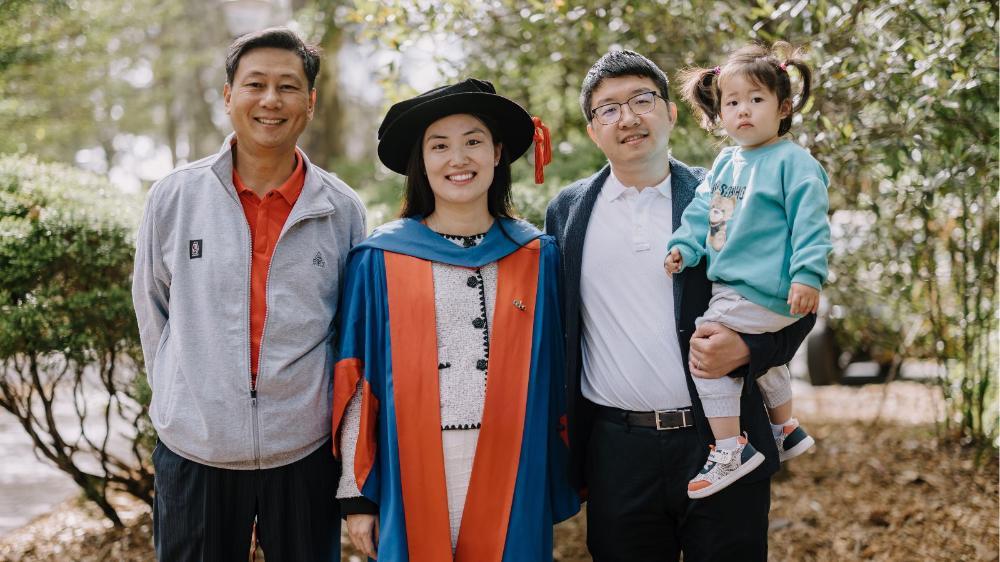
[545,160,814,492]
[132,136,366,469]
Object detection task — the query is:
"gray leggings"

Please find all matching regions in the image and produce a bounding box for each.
[693,284,796,418]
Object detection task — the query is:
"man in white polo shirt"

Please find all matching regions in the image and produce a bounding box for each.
[545,50,814,561]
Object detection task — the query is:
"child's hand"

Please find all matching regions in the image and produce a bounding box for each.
[788,283,820,315]
[664,249,683,277]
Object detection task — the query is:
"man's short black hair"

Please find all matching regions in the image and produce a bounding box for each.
[580,50,670,121]
[225,27,321,90]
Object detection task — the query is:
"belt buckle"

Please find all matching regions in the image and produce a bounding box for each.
[654,409,683,431]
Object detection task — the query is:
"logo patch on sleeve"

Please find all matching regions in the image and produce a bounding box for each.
[312,251,326,268]
[189,239,203,259]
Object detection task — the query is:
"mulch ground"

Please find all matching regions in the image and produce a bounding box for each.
[2,382,997,562]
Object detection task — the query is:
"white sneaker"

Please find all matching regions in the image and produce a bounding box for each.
[688,434,765,499]
[776,418,815,462]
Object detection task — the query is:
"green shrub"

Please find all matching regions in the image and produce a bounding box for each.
[0,154,151,526]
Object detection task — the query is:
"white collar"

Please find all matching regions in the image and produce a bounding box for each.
[601,168,672,202]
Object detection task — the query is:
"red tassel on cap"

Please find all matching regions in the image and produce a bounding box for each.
[532,116,552,184]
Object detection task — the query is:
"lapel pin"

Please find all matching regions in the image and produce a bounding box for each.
[513,299,526,311]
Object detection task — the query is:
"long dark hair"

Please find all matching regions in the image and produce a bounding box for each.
[678,41,812,137]
[399,113,515,220]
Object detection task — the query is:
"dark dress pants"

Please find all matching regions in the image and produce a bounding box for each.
[152,440,340,562]
[585,416,770,562]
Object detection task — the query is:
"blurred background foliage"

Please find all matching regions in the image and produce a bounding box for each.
[345,0,998,444]
[0,0,996,522]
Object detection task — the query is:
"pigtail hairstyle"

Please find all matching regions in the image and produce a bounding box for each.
[680,41,814,137]
[678,66,723,132]
[773,41,813,131]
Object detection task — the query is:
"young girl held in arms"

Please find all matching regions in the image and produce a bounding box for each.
[665,42,830,498]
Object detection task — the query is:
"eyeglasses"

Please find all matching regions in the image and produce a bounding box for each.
[590,91,666,125]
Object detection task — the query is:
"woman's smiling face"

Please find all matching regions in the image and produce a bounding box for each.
[421,113,502,211]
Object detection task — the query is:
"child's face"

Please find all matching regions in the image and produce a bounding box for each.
[718,73,790,150]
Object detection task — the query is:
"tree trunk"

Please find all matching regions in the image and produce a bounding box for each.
[299,21,344,168]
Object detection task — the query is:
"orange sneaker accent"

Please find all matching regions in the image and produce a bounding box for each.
[688,480,711,491]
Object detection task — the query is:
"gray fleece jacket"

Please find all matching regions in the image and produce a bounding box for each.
[132,136,366,469]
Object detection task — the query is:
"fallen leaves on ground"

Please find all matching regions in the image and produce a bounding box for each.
[766,420,997,562]
[547,418,998,562]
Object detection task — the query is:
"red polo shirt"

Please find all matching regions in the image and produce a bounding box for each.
[233,151,305,388]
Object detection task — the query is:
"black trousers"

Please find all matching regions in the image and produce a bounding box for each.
[152,440,340,562]
[585,415,770,562]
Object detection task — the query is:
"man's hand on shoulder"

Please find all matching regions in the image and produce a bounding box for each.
[688,321,750,379]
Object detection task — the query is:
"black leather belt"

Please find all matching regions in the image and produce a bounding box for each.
[595,404,695,430]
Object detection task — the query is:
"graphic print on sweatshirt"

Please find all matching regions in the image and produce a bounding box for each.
[707,181,746,251]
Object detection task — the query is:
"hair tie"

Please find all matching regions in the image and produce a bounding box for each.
[779,62,788,72]
[532,116,552,184]
[712,66,721,76]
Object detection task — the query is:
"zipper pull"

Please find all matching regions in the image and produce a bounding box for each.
[250,389,257,404]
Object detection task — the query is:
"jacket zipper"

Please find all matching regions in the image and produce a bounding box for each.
[250,388,260,468]
[240,211,261,469]
[250,206,336,467]
[220,164,337,468]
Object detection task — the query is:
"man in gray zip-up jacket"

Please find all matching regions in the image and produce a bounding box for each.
[132,27,365,561]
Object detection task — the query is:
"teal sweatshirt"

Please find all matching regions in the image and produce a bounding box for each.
[668,139,830,317]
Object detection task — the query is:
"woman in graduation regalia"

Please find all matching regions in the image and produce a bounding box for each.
[332,78,579,561]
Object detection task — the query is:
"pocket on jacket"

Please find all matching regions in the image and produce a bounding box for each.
[150,337,180,428]
[148,323,171,390]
